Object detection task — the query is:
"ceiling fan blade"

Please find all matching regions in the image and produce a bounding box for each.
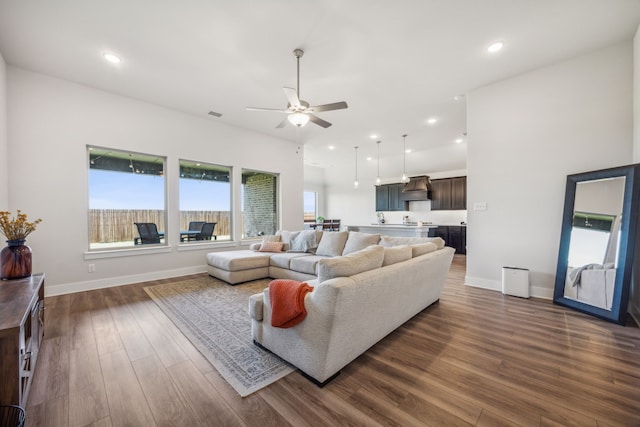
[308,114,332,128]
[276,118,289,128]
[246,107,288,113]
[309,101,348,113]
[283,87,301,108]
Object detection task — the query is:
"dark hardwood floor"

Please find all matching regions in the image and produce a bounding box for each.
[25,255,640,426]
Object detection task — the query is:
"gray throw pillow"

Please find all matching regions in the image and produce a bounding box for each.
[315,231,349,257]
[289,230,319,253]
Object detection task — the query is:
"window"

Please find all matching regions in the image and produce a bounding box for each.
[304,191,317,222]
[88,146,166,250]
[179,160,231,242]
[241,169,278,239]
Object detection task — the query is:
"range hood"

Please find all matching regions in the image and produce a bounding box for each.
[402,175,431,192]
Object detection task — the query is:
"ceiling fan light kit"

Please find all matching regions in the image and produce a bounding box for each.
[246,49,348,129]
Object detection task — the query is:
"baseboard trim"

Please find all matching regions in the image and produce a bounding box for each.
[464,275,553,300]
[45,265,208,297]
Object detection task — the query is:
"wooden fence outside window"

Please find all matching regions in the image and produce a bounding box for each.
[89,209,230,243]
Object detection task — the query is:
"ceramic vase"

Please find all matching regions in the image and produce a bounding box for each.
[0,239,32,280]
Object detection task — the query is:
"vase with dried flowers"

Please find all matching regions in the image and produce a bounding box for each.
[0,210,42,280]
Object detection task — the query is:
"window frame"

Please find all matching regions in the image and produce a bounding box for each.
[86,145,168,252]
[178,158,233,244]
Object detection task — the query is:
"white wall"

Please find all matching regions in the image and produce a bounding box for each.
[303,164,327,221]
[0,52,7,210]
[467,42,634,298]
[7,67,303,295]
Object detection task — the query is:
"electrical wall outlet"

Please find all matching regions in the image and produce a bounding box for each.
[88,264,96,273]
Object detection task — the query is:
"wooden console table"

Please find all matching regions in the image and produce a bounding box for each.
[0,273,45,406]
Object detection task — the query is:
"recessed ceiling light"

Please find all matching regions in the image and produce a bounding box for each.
[370,134,378,139]
[103,52,121,64]
[366,156,372,161]
[453,94,465,101]
[454,138,464,144]
[328,145,335,150]
[487,41,504,53]
[427,117,438,125]
[405,149,412,153]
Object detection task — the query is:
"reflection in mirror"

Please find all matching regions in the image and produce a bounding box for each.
[563,177,624,311]
[554,164,640,325]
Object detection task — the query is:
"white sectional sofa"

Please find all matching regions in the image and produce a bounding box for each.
[206,229,455,385]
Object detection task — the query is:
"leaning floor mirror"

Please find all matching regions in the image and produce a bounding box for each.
[554,164,640,324]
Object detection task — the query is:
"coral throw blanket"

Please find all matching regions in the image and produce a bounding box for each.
[269,279,314,328]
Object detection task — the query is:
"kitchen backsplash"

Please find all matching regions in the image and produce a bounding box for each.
[377,201,467,226]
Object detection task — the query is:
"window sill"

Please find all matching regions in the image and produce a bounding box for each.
[177,241,237,252]
[84,245,173,260]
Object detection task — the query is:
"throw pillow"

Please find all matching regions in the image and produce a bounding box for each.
[259,241,285,252]
[315,231,349,257]
[289,230,319,253]
[317,245,385,283]
[382,245,412,266]
[342,232,380,255]
[411,242,438,257]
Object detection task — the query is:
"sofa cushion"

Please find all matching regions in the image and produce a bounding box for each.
[411,242,438,257]
[206,250,271,271]
[382,245,413,266]
[342,231,380,255]
[315,231,349,257]
[270,252,311,269]
[317,245,384,283]
[290,255,326,275]
[289,230,319,253]
[379,235,445,249]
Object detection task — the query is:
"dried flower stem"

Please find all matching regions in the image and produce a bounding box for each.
[0,210,42,241]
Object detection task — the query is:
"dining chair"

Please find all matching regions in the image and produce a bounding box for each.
[322,219,332,231]
[331,219,341,231]
[196,222,217,240]
[134,222,161,244]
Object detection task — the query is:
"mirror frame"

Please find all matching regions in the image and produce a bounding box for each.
[553,164,640,324]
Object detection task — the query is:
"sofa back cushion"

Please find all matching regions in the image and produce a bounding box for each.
[411,242,438,257]
[317,245,384,283]
[379,235,445,249]
[342,232,381,255]
[315,231,349,257]
[382,245,412,266]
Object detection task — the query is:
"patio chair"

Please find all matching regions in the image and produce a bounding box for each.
[134,222,161,244]
[331,219,341,231]
[196,222,217,240]
[185,221,206,241]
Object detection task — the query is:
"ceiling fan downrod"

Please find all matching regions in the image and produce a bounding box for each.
[293,49,304,100]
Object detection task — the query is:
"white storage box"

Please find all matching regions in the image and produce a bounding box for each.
[502,267,530,298]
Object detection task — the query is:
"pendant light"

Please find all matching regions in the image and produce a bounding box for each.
[376,141,381,185]
[354,146,359,188]
[400,134,409,183]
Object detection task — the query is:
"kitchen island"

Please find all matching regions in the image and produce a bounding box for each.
[347,224,437,238]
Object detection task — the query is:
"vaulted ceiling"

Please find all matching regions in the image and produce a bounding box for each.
[1,1,638,185]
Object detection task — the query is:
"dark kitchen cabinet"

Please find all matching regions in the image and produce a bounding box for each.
[430,176,466,210]
[429,226,466,254]
[375,183,406,211]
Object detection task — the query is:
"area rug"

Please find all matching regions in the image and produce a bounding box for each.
[143,276,295,397]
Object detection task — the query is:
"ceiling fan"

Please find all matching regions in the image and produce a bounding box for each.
[246,49,348,128]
